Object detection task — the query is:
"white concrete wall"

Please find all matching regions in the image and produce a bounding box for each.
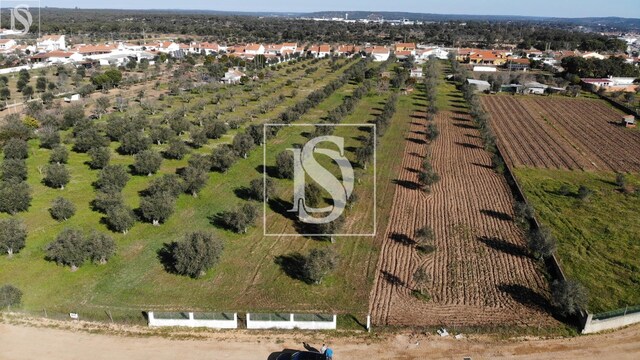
[582,311,640,334]
[147,312,238,329]
[246,313,337,330]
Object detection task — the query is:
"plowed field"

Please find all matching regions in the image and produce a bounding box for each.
[481,96,640,172]
[369,101,556,327]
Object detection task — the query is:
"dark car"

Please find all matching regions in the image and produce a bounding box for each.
[276,351,326,360]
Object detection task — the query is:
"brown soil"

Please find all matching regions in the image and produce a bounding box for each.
[369,110,556,327]
[481,96,640,172]
[1,315,639,359]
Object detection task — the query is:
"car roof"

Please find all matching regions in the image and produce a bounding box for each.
[292,351,326,360]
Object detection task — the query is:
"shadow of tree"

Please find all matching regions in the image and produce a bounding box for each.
[157,242,178,274]
[382,270,405,287]
[498,283,550,311]
[390,232,416,246]
[393,179,421,190]
[455,142,482,149]
[405,137,427,145]
[480,209,513,221]
[275,253,308,283]
[478,236,528,258]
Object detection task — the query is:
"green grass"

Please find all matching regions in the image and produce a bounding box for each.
[0,61,415,326]
[514,168,640,314]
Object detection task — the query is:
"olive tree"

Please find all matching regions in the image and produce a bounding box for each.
[0,159,27,182]
[45,228,86,271]
[528,226,557,259]
[170,231,224,278]
[0,284,22,309]
[217,203,258,233]
[551,279,588,316]
[88,147,111,169]
[180,166,208,197]
[303,248,338,284]
[105,205,135,234]
[275,150,294,179]
[49,145,69,164]
[247,177,275,202]
[95,165,130,192]
[119,131,150,155]
[412,267,430,296]
[49,197,76,221]
[133,150,163,176]
[85,231,116,264]
[3,138,28,159]
[44,163,70,190]
[232,133,254,158]
[0,217,26,257]
[139,192,176,226]
[164,138,189,160]
[38,128,60,149]
[0,181,32,214]
[210,145,237,172]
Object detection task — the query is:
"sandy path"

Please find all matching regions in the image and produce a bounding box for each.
[1,320,640,360]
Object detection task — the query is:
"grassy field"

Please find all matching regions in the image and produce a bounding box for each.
[514,168,640,314]
[0,60,414,326]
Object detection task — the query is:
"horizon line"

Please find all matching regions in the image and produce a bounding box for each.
[13,7,640,21]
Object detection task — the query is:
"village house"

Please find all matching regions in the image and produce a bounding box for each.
[37,35,66,51]
[157,41,180,53]
[309,44,332,58]
[335,45,360,56]
[394,42,416,55]
[245,43,265,56]
[506,58,531,71]
[0,39,17,51]
[371,46,390,62]
[30,50,81,64]
[410,67,423,78]
[222,68,245,84]
[281,42,298,53]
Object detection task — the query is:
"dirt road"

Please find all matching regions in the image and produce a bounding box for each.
[1,317,639,360]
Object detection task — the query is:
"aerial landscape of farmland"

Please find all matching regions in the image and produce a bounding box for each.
[0,1,639,359]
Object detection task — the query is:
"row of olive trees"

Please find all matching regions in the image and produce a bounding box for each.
[1,117,33,215]
[45,228,115,271]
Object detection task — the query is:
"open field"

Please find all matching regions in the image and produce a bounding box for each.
[481,95,640,172]
[0,58,405,321]
[369,72,557,328]
[514,168,640,313]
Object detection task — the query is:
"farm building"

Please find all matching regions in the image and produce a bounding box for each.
[466,79,491,92]
[622,115,636,128]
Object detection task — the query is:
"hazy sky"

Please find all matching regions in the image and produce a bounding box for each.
[38,0,640,18]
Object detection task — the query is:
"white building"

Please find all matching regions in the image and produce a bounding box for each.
[157,41,180,53]
[0,39,17,51]
[245,44,265,56]
[222,68,245,84]
[466,79,491,92]
[410,67,423,78]
[37,35,66,51]
[371,47,390,62]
